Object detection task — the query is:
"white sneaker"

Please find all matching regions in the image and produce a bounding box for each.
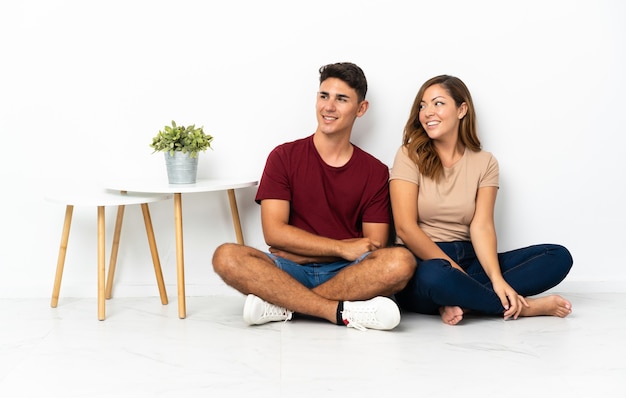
[243,294,293,325]
[341,297,401,331]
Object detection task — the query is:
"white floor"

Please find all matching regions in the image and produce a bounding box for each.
[1,291,624,398]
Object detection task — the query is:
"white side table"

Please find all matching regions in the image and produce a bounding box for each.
[46,187,172,320]
[106,178,258,319]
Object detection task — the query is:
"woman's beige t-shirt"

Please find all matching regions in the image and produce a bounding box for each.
[390,145,499,242]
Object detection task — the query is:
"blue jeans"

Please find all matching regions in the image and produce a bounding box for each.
[395,242,573,315]
[266,252,371,289]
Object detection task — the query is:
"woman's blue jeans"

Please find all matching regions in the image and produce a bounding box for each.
[395,242,573,315]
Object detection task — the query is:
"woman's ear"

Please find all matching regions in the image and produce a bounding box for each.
[458,102,468,119]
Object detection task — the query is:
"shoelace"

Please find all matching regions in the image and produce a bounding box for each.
[263,303,293,322]
[342,308,379,331]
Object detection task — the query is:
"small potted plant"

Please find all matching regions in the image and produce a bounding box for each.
[150,120,214,184]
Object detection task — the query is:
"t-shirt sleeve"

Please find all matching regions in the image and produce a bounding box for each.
[362,165,391,224]
[255,145,292,204]
[480,153,499,188]
[389,145,419,185]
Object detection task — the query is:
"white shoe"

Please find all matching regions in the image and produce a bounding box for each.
[341,297,401,331]
[243,294,293,325]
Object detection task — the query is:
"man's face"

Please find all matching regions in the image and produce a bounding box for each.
[316,77,368,137]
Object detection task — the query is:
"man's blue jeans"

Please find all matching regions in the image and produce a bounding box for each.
[266,252,370,289]
[395,242,573,315]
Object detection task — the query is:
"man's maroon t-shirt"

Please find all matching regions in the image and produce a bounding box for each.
[255,135,390,240]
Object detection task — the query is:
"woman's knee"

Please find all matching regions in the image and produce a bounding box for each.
[549,244,574,275]
[416,259,454,286]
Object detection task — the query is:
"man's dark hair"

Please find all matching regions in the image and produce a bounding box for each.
[319,62,368,102]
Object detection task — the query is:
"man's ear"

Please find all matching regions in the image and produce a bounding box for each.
[357,100,369,117]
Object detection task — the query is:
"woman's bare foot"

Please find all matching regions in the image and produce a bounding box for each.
[519,295,572,318]
[439,306,464,325]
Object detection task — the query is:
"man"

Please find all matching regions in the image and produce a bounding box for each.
[212,62,416,331]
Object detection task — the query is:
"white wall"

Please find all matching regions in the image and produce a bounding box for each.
[1,0,624,299]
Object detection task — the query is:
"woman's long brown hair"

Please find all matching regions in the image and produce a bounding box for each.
[402,75,481,181]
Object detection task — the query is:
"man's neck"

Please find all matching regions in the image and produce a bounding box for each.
[313,131,354,167]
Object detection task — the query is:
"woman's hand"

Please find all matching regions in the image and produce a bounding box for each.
[493,279,529,320]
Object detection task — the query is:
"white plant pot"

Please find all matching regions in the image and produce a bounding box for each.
[164,151,198,184]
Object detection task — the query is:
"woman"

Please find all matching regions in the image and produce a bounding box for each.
[390,75,573,325]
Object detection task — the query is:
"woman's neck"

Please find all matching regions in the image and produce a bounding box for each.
[434,139,465,168]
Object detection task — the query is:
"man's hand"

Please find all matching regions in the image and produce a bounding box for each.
[338,237,381,261]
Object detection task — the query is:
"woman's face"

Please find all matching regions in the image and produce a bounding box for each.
[418,84,466,142]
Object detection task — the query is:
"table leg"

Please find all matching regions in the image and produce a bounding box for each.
[51,205,73,308]
[227,189,245,245]
[105,205,125,299]
[174,193,186,319]
[97,205,106,321]
[141,203,168,305]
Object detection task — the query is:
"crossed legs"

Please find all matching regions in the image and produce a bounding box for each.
[396,243,573,325]
[212,243,416,324]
